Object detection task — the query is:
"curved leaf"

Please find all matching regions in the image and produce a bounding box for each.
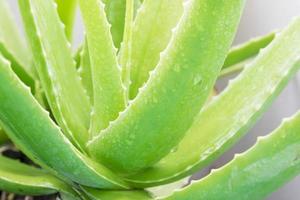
[219,32,276,77]
[163,111,300,200]
[101,0,126,48]
[0,54,128,189]
[119,0,134,103]
[102,0,141,48]
[79,0,125,137]
[78,41,93,102]
[89,0,245,173]
[82,187,153,200]
[223,31,275,69]
[19,0,91,150]
[0,0,34,78]
[55,0,78,41]
[127,0,184,99]
[125,17,300,187]
[0,155,78,198]
[0,42,35,90]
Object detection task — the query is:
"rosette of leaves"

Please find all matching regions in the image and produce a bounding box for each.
[0,0,300,199]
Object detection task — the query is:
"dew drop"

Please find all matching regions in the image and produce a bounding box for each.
[193,75,202,85]
[170,146,178,153]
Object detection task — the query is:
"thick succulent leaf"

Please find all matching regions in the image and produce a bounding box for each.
[102,0,141,48]
[125,17,300,187]
[223,31,275,69]
[101,0,126,48]
[0,0,34,78]
[78,41,93,102]
[219,32,275,77]
[0,54,129,189]
[89,0,245,173]
[219,59,248,78]
[55,0,78,41]
[0,127,7,145]
[79,0,125,137]
[119,0,134,102]
[82,187,153,200]
[163,111,300,200]
[0,155,79,198]
[0,42,35,90]
[19,0,91,150]
[127,0,184,99]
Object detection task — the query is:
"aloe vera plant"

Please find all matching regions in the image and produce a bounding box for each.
[0,0,300,199]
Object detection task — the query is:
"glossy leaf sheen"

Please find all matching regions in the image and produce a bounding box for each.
[89,0,245,173]
[125,18,300,187]
[19,0,91,150]
[128,0,184,99]
[163,111,300,200]
[79,0,125,137]
[0,54,128,189]
[0,155,78,198]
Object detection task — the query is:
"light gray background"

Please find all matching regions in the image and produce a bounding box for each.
[6,0,300,199]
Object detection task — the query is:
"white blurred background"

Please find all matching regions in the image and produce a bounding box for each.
[5,0,300,199]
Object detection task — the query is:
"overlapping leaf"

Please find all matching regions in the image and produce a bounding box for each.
[89,0,245,173]
[55,0,78,41]
[163,111,300,200]
[0,0,35,87]
[102,0,142,48]
[19,0,91,150]
[0,155,79,198]
[125,17,300,187]
[79,0,125,137]
[0,54,128,189]
[220,32,275,77]
[82,187,153,200]
[126,0,184,99]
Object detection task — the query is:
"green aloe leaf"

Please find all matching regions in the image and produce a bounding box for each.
[125,17,300,187]
[55,0,78,41]
[223,31,275,69]
[0,127,7,145]
[219,32,276,77]
[0,54,128,189]
[78,41,93,102]
[219,59,247,78]
[127,0,184,99]
[101,0,126,48]
[82,187,153,200]
[0,0,34,78]
[79,0,125,137]
[0,42,35,90]
[102,0,141,48]
[19,0,91,150]
[0,155,79,198]
[163,111,300,200]
[119,0,134,102]
[89,0,245,173]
